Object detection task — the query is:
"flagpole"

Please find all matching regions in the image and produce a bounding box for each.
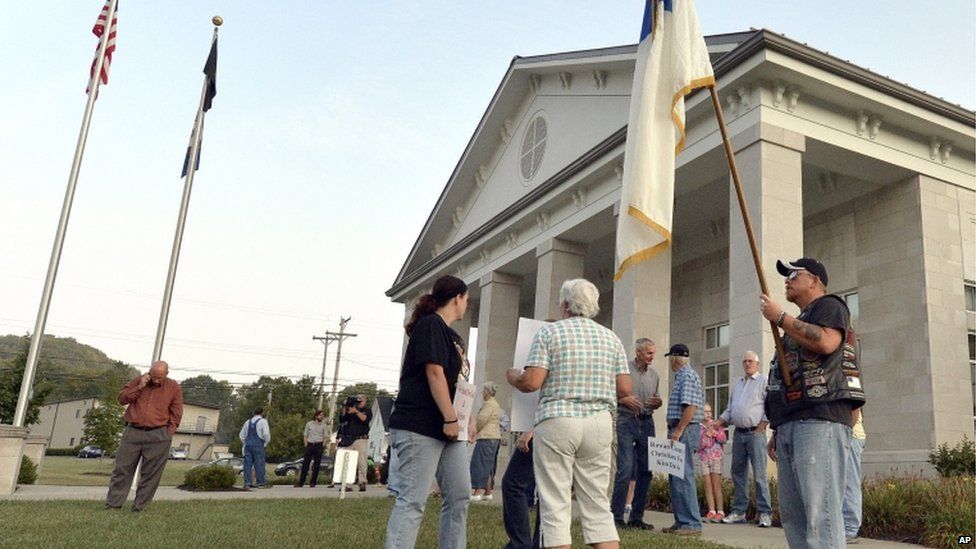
[12,0,119,427]
[152,20,220,364]
[707,84,793,387]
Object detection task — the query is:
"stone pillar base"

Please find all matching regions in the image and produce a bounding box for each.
[23,435,50,475]
[0,425,29,495]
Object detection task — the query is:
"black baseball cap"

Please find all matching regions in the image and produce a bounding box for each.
[776,258,829,286]
[664,343,690,357]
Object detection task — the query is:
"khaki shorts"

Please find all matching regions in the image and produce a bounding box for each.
[698,457,722,475]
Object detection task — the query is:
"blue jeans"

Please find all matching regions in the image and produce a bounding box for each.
[667,424,702,530]
[843,437,865,537]
[470,438,501,490]
[385,429,470,549]
[243,443,266,486]
[730,429,772,515]
[611,415,655,521]
[502,439,540,549]
[776,419,850,549]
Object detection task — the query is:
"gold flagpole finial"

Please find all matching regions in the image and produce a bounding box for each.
[212,15,223,27]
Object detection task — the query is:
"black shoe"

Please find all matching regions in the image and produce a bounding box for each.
[359,483,367,492]
[131,507,142,513]
[293,484,303,488]
[627,520,654,530]
[614,519,628,529]
[103,504,121,510]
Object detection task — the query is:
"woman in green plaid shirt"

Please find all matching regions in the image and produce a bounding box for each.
[508,278,639,549]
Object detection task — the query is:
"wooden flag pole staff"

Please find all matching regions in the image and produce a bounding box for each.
[706,85,793,387]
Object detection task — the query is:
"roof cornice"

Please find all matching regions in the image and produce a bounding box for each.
[386,126,627,298]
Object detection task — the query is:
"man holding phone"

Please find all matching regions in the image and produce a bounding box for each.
[105,360,184,512]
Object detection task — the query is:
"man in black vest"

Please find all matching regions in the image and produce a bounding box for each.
[760,258,864,549]
[338,394,372,491]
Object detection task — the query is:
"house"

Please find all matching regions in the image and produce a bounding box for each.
[367,396,395,462]
[386,29,975,479]
[32,396,102,449]
[30,397,223,460]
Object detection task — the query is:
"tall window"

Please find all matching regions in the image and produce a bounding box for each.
[964,283,975,313]
[704,362,730,416]
[705,323,730,350]
[969,330,975,417]
[842,291,859,323]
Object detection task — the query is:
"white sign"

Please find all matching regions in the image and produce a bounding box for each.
[453,379,476,441]
[333,448,359,485]
[647,437,686,479]
[510,318,550,432]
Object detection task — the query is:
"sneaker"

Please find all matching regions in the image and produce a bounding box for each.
[705,511,718,522]
[758,513,772,528]
[626,520,655,531]
[482,494,493,501]
[470,495,483,502]
[722,511,747,524]
[714,511,726,523]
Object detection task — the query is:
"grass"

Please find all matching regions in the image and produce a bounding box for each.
[0,498,730,548]
[37,456,276,487]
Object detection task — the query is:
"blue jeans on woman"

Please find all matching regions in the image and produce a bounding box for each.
[385,428,471,549]
[667,424,702,531]
[776,419,850,549]
[470,438,501,490]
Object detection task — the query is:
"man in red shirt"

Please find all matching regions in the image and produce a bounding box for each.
[105,360,184,512]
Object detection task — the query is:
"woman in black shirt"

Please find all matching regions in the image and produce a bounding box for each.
[385,275,472,549]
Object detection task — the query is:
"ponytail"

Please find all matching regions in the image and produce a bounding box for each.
[405,275,468,336]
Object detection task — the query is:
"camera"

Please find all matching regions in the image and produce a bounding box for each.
[344,396,361,408]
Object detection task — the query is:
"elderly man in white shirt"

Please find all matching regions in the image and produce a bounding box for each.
[714,351,773,527]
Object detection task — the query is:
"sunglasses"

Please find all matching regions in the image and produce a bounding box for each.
[786,269,807,280]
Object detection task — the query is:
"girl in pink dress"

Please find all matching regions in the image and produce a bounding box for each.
[696,403,727,522]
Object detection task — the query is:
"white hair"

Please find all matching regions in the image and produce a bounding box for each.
[671,356,690,367]
[559,279,600,319]
[744,350,759,362]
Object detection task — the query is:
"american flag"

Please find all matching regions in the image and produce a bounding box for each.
[86,0,118,94]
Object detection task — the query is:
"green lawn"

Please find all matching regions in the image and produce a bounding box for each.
[0,498,730,548]
[37,456,276,487]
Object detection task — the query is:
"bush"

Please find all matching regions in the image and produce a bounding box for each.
[183,465,236,491]
[18,455,37,485]
[928,436,975,478]
[861,472,975,548]
[46,446,83,456]
[645,474,779,525]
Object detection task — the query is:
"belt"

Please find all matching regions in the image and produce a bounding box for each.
[127,423,165,431]
[667,420,699,429]
[736,426,759,432]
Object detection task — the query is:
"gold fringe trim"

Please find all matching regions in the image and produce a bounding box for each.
[671,75,716,154]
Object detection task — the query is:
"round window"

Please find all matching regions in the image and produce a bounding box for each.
[519,115,547,181]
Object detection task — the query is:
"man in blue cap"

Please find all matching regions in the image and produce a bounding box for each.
[661,343,705,537]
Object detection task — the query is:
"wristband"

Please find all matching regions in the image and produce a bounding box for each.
[776,311,787,328]
[443,418,458,424]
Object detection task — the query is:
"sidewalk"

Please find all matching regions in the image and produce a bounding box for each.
[2,484,924,548]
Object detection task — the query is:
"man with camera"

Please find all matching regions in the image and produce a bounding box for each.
[338,394,373,491]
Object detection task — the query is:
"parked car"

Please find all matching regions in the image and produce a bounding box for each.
[274,454,335,480]
[169,447,189,460]
[77,445,103,458]
[191,457,244,476]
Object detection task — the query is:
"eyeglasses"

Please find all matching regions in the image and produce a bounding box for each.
[742,359,757,364]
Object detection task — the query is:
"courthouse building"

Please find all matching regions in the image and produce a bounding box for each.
[386,29,976,476]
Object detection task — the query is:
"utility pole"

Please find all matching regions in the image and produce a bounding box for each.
[313,317,357,440]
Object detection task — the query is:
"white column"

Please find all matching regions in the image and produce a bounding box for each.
[534,238,586,320]
[612,249,672,438]
[728,123,806,377]
[474,272,522,414]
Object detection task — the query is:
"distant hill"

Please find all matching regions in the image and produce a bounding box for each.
[0,334,139,403]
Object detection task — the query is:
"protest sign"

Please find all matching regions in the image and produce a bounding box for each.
[510,318,549,432]
[647,437,686,478]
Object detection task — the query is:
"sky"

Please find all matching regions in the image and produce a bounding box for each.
[1,1,973,397]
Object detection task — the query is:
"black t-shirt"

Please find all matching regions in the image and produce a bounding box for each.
[388,313,469,441]
[339,407,373,438]
[772,295,853,427]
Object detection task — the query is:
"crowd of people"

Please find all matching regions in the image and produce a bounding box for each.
[384,256,865,549]
[99,255,865,549]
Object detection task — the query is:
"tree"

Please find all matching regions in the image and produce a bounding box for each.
[82,400,124,459]
[225,375,319,461]
[181,375,233,409]
[0,347,53,426]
